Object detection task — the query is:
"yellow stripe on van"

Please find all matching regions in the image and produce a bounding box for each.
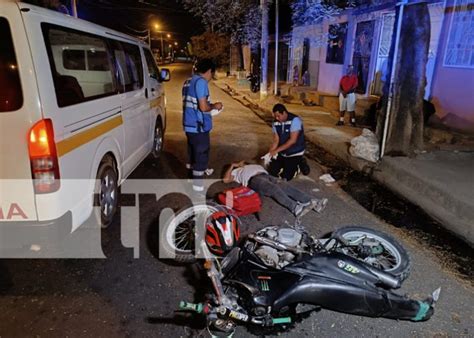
[56,115,123,157]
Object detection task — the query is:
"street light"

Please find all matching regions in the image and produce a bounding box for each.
[153,23,165,62]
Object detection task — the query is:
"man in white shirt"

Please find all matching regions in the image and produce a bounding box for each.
[223,161,328,218]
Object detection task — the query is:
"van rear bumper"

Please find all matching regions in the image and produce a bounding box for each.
[0,211,72,253]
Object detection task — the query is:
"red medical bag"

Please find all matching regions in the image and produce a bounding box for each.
[217,186,261,218]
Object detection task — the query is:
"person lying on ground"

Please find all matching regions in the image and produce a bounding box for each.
[223,161,328,219]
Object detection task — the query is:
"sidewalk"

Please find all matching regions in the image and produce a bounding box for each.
[214,75,474,246]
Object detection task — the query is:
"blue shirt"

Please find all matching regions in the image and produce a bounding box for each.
[272,114,305,156]
[182,75,212,133]
[272,116,302,133]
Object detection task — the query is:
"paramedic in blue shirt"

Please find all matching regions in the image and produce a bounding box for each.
[268,104,306,181]
[182,59,223,192]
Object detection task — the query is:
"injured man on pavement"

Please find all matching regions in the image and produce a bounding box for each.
[223,161,328,219]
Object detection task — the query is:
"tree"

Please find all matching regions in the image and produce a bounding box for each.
[190,31,230,68]
[181,0,262,69]
[376,2,430,156]
[291,0,353,27]
[290,0,354,48]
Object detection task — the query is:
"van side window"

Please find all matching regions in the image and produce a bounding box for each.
[88,50,110,71]
[0,17,23,112]
[144,48,159,80]
[42,24,117,107]
[63,50,86,70]
[109,40,144,93]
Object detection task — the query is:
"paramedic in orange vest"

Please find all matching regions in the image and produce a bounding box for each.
[336,65,358,127]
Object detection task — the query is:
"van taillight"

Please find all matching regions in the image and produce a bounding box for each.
[28,119,60,193]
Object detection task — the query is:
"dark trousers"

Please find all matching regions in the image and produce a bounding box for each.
[186,132,210,191]
[249,174,312,213]
[269,154,303,181]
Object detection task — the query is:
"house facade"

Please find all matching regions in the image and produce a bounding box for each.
[289,0,474,133]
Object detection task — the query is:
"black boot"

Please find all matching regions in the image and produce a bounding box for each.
[299,157,310,175]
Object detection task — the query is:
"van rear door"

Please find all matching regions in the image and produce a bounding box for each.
[0,3,41,222]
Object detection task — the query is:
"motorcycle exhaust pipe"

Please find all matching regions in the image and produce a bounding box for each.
[366,266,401,289]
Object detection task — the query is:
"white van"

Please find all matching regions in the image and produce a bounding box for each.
[0,1,169,234]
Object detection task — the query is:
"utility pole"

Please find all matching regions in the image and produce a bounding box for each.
[160,33,164,62]
[71,0,77,18]
[260,0,269,99]
[274,0,279,96]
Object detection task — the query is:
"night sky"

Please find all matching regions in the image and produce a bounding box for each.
[80,1,292,36]
[74,0,204,48]
[56,0,293,48]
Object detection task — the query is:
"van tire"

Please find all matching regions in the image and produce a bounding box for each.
[151,119,164,159]
[95,156,118,228]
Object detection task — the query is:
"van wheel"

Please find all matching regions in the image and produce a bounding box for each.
[95,156,118,228]
[151,120,164,159]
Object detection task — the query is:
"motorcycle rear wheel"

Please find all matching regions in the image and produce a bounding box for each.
[160,204,220,262]
[332,226,411,281]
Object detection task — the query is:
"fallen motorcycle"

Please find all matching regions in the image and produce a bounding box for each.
[161,204,440,336]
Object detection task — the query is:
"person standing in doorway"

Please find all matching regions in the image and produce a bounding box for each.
[337,65,358,127]
[292,64,299,86]
[182,59,223,192]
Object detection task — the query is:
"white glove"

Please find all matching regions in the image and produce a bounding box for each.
[260,152,277,167]
[211,105,223,116]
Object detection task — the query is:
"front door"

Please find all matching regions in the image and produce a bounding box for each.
[143,48,164,149]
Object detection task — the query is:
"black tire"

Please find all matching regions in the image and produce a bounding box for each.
[94,156,118,228]
[332,226,411,281]
[151,119,164,159]
[160,204,220,262]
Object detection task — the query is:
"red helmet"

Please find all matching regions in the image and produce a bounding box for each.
[205,211,240,256]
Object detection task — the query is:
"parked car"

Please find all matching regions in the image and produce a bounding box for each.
[0,1,170,239]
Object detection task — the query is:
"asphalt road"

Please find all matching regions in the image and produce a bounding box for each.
[0,63,472,337]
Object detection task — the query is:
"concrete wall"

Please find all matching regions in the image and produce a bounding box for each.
[430,0,474,128]
[291,12,384,96]
[317,16,349,94]
[290,0,474,130]
[290,24,324,87]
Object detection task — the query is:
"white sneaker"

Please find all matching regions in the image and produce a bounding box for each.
[294,201,312,218]
[186,165,213,176]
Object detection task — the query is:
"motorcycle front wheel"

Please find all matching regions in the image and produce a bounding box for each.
[160,204,220,262]
[332,226,411,282]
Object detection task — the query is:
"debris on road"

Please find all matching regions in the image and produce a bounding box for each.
[349,128,380,163]
[319,174,336,184]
